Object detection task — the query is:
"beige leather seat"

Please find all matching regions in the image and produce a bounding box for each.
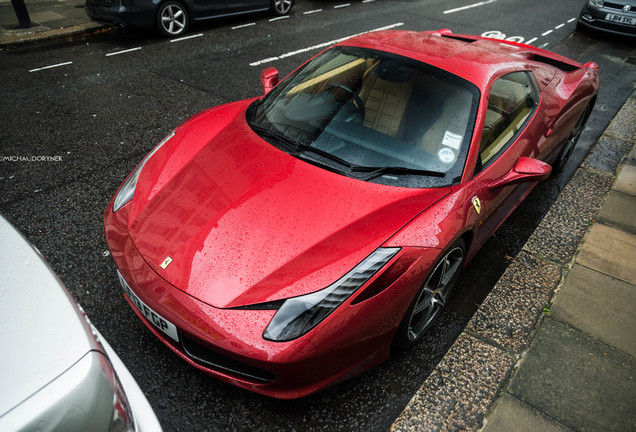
[358,69,413,138]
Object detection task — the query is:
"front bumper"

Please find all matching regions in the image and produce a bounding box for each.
[104,200,432,399]
[578,3,636,37]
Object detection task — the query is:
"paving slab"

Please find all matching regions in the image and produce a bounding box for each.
[508,319,635,432]
[482,393,573,432]
[596,190,636,234]
[552,264,636,357]
[604,95,636,143]
[576,223,636,285]
[614,164,636,196]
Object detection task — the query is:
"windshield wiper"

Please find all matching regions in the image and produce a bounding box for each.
[249,124,302,153]
[351,165,446,181]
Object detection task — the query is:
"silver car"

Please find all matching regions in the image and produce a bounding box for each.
[577,0,636,37]
[0,215,161,431]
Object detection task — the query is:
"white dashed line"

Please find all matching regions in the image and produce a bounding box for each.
[29,61,73,72]
[232,22,256,29]
[249,22,404,66]
[362,0,375,3]
[170,33,203,43]
[526,37,537,45]
[304,9,322,14]
[106,47,142,57]
[568,17,577,23]
[443,0,497,14]
[541,29,553,36]
[334,3,351,8]
[270,15,289,22]
[555,23,565,29]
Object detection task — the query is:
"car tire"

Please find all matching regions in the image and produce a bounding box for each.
[393,238,465,349]
[271,0,292,16]
[156,1,189,37]
[554,103,591,172]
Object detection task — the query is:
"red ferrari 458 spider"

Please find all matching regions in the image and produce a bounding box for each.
[104,29,599,399]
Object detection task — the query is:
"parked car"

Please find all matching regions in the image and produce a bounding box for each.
[104,29,599,399]
[85,0,295,37]
[0,215,161,431]
[577,0,636,37]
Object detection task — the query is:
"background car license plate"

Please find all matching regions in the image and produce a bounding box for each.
[117,270,180,342]
[606,13,636,25]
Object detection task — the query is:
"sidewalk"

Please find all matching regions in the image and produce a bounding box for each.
[0,0,105,46]
[392,92,636,431]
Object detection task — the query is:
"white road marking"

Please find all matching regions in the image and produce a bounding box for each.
[542,29,553,36]
[540,42,549,48]
[249,22,404,66]
[568,17,577,23]
[29,61,73,72]
[304,9,322,14]
[106,47,141,57]
[443,0,497,14]
[270,15,290,22]
[555,23,565,29]
[170,33,203,42]
[334,3,351,8]
[362,0,375,3]
[526,37,537,45]
[232,22,256,29]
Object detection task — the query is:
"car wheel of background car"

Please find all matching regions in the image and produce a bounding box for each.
[555,103,591,172]
[156,1,189,37]
[271,0,292,16]
[393,238,465,349]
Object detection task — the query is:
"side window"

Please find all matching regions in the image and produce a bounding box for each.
[479,72,536,167]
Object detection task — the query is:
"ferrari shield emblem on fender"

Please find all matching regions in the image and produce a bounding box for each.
[472,197,482,215]
[160,256,173,270]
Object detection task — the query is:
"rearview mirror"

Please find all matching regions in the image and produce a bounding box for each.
[260,67,279,94]
[488,157,552,190]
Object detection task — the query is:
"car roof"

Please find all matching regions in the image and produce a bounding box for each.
[339,30,582,89]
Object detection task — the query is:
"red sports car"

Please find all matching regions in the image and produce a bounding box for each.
[104,29,599,399]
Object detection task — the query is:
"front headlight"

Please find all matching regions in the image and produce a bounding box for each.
[113,130,175,212]
[588,0,604,7]
[263,247,400,342]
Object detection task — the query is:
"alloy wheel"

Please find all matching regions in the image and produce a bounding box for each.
[406,245,464,342]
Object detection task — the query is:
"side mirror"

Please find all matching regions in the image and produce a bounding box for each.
[488,157,552,190]
[260,67,279,94]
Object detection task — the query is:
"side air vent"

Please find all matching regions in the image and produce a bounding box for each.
[441,34,477,43]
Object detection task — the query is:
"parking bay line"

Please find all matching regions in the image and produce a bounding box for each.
[170,33,204,42]
[106,47,142,57]
[249,22,404,66]
[29,61,73,73]
[443,0,497,14]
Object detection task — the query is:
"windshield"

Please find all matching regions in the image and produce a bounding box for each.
[248,46,480,187]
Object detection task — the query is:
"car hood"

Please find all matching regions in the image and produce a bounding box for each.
[127,101,450,308]
[0,216,94,416]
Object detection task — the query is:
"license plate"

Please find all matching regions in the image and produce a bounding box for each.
[606,13,636,25]
[117,270,180,342]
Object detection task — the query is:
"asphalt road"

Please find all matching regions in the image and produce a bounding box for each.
[1,0,635,430]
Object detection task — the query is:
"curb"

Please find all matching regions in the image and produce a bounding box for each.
[0,22,110,47]
[390,90,636,431]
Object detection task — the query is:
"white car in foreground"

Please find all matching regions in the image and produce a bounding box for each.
[0,214,161,431]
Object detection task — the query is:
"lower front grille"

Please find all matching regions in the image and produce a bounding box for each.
[181,335,275,383]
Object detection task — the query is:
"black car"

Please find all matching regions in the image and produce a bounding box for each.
[85,0,295,37]
[577,0,636,37]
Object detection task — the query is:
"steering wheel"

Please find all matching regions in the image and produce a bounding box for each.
[325,84,365,119]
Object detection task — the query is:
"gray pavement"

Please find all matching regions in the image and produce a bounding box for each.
[0,0,104,46]
[1,2,635,430]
